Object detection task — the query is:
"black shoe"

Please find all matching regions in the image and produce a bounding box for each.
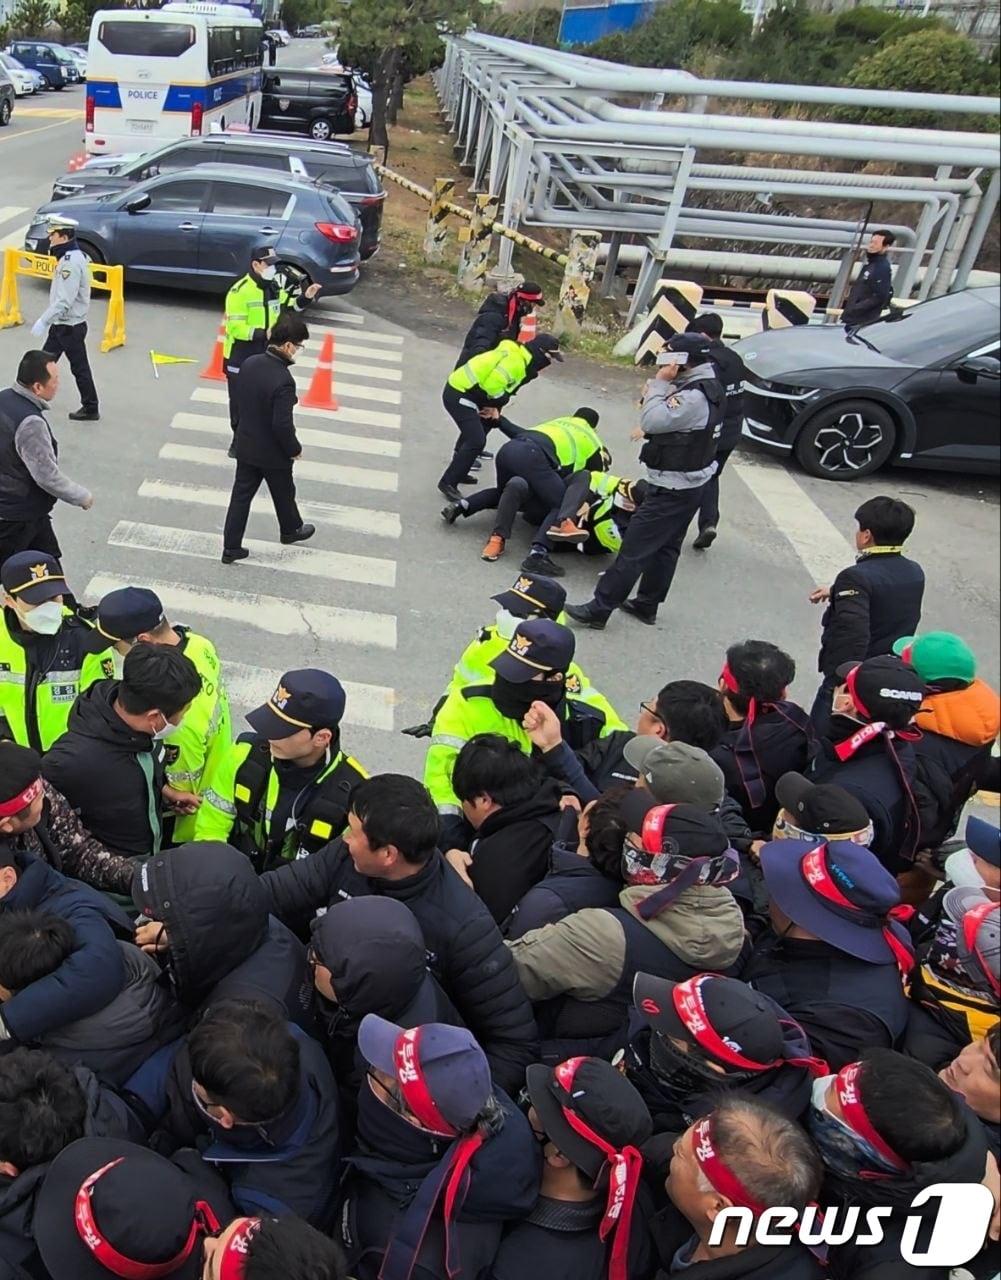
[439,482,462,503]
[441,502,463,525]
[227,444,237,460]
[280,524,316,545]
[478,450,493,460]
[521,552,565,579]
[621,598,657,626]
[566,602,607,630]
[693,526,717,550]
[459,474,478,486]
[68,408,100,422]
[469,458,482,471]
[221,547,250,564]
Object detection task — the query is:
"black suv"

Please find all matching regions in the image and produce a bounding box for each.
[259,69,356,141]
[50,133,385,259]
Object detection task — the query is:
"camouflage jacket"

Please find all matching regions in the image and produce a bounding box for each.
[17,780,136,897]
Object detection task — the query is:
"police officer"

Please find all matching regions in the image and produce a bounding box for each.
[0,550,112,752]
[223,245,321,444]
[195,668,367,870]
[438,333,563,503]
[528,471,642,569]
[30,215,99,423]
[567,332,724,630]
[95,586,232,842]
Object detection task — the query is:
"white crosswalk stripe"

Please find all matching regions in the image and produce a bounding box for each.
[301,340,402,363]
[171,412,401,458]
[0,207,28,227]
[223,662,396,731]
[308,318,402,342]
[0,224,29,250]
[159,442,399,492]
[290,373,401,405]
[311,310,366,327]
[297,357,403,383]
[190,386,401,430]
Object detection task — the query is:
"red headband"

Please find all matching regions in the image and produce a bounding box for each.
[0,776,42,818]
[843,664,871,719]
[640,803,676,853]
[218,1218,262,1280]
[75,1159,221,1279]
[394,1027,459,1138]
[553,1058,642,1280]
[964,900,1001,997]
[835,1063,909,1174]
[800,845,915,975]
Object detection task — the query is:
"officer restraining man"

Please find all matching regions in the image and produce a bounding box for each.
[31,215,99,423]
[567,332,724,631]
[195,668,367,870]
[223,245,321,445]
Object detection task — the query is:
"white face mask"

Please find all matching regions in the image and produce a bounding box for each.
[259,264,277,281]
[111,650,126,680]
[945,848,989,892]
[19,600,63,635]
[811,1074,837,1116]
[495,608,521,640]
[152,714,183,742]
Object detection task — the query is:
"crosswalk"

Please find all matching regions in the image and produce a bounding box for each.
[82,309,406,734]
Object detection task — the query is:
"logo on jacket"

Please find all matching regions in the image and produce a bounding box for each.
[101,657,115,679]
[565,673,582,695]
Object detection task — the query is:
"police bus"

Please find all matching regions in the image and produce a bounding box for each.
[85,2,263,154]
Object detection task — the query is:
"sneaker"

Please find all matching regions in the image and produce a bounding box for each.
[521,551,565,579]
[693,526,717,550]
[441,502,464,525]
[438,482,463,503]
[469,458,482,471]
[478,450,494,460]
[621,598,657,626]
[221,547,250,565]
[459,474,478,486]
[547,518,589,543]
[566,602,607,630]
[280,524,316,546]
[481,535,505,562]
[68,408,100,422]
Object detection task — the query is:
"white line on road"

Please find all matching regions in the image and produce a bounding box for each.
[83,573,397,651]
[298,357,403,383]
[159,442,399,492]
[137,479,402,539]
[0,224,28,250]
[290,374,401,405]
[224,661,396,731]
[108,521,398,587]
[730,458,855,585]
[190,387,401,431]
[171,412,401,458]
[0,207,27,227]
[309,318,403,343]
[301,340,402,363]
[310,310,366,327]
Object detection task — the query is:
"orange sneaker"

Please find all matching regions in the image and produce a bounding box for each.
[481,535,506,562]
[547,518,588,543]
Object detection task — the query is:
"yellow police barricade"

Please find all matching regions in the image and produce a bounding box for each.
[635,279,704,365]
[0,247,126,352]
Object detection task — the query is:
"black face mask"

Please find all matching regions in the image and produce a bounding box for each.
[492,675,564,720]
[648,1031,755,1097]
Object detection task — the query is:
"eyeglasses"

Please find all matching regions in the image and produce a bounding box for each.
[639,701,664,723]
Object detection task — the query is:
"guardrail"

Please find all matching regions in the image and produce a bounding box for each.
[0,247,126,352]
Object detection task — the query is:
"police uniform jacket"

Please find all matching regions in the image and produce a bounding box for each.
[38,245,90,328]
[705,338,748,451]
[638,363,724,490]
[817,548,925,675]
[232,349,301,470]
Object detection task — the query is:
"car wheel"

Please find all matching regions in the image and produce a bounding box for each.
[0,100,11,127]
[794,399,898,480]
[309,116,333,140]
[76,239,105,266]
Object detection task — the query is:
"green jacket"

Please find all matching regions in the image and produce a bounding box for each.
[166,628,232,843]
[0,608,113,753]
[223,273,305,359]
[447,340,532,404]
[528,415,609,475]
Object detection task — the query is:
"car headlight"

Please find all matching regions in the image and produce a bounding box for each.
[743,378,821,403]
[54,182,84,196]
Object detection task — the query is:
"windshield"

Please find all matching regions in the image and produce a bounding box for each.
[54,49,76,64]
[853,292,998,364]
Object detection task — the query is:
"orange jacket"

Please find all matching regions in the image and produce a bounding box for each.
[914,679,1000,748]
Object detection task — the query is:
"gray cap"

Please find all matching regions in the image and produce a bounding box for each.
[622,737,725,810]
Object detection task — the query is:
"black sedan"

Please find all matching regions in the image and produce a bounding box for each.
[737,287,1000,479]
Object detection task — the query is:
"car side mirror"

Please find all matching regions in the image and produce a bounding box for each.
[956,355,1001,382]
[124,193,152,214]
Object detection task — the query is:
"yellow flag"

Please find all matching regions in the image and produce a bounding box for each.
[149,350,197,378]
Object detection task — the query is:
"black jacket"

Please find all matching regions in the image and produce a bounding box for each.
[455,292,523,367]
[132,843,309,1028]
[504,843,621,939]
[705,338,747,452]
[911,727,996,851]
[469,780,564,925]
[817,551,924,676]
[41,678,164,858]
[711,703,814,834]
[233,348,301,470]
[649,1202,823,1279]
[842,251,894,327]
[262,844,539,1095]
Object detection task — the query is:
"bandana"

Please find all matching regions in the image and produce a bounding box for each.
[773,810,875,848]
[75,1158,221,1279]
[624,807,740,920]
[552,1058,642,1280]
[799,844,915,974]
[834,1062,910,1175]
[218,1219,262,1280]
[0,776,43,818]
[720,665,815,812]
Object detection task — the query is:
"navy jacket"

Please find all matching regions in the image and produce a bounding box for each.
[468,781,563,925]
[817,551,924,676]
[504,843,621,939]
[0,853,129,1044]
[711,703,814,835]
[842,251,893,327]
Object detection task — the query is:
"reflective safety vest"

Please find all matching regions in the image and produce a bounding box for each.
[166,628,232,844]
[196,736,368,869]
[0,608,113,753]
[528,415,608,474]
[223,273,300,360]
[587,472,630,554]
[448,619,588,698]
[447,340,532,402]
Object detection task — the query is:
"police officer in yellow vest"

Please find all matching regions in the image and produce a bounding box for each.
[195,668,367,871]
[438,333,563,504]
[0,551,112,753]
[95,586,232,843]
[223,245,321,444]
[529,472,644,565]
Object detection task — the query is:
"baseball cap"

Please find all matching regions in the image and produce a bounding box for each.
[944,887,1000,997]
[490,618,575,683]
[492,571,566,620]
[1,551,67,605]
[251,244,278,263]
[662,332,713,366]
[246,669,346,739]
[96,586,165,643]
[515,281,544,302]
[835,655,927,729]
[774,772,872,837]
[759,838,913,967]
[526,1057,652,1181]
[34,1137,233,1280]
[526,333,564,363]
[893,632,976,686]
[623,737,725,809]
[966,815,1000,871]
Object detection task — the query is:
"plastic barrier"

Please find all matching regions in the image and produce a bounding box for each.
[763,288,816,330]
[0,247,125,352]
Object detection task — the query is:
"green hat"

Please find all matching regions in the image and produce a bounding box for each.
[893,632,976,685]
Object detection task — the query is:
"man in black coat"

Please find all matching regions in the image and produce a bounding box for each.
[222,311,315,564]
[684,313,746,551]
[455,282,544,367]
[261,774,539,1095]
[841,229,895,330]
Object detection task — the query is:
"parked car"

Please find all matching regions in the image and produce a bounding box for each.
[0,53,35,96]
[259,69,356,140]
[26,164,362,295]
[318,59,372,128]
[737,286,1000,479]
[0,65,13,125]
[63,45,88,79]
[50,132,386,259]
[7,40,79,89]
[297,25,324,37]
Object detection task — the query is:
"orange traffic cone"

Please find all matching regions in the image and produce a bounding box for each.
[518,312,538,343]
[200,322,227,382]
[300,332,337,410]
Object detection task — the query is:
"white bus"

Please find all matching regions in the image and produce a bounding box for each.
[85,2,263,154]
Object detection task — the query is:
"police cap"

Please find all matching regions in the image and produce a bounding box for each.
[96,587,166,642]
[246,668,346,739]
[491,571,566,621]
[44,214,79,236]
[490,618,575,684]
[1,551,67,605]
[250,245,278,265]
[663,332,713,366]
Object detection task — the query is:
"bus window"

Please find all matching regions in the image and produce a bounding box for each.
[208,26,235,77]
[97,21,195,57]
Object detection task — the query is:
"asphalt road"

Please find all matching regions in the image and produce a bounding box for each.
[1,45,998,787]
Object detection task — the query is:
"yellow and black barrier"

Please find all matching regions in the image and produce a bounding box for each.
[763,288,816,330]
[423,177,456,263]
[0,247,125,352]
[635,279,704,365]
